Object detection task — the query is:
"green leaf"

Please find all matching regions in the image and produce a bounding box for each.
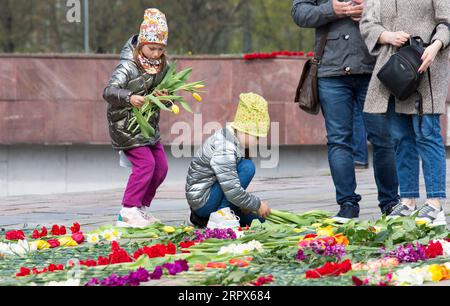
[174,68,193,83]
[147,95,171,111]
[132,108,155,139]
[178,98,193,113]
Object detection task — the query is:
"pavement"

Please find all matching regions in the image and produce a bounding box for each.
[1,166,449,231]
[1,165,449,286]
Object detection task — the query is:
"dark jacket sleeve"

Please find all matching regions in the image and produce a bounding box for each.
[291,0,339,28]
[103,63,133,108]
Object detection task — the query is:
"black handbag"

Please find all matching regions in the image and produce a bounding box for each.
[377,23,450,133]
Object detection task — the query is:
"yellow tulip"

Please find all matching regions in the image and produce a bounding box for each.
[193,93,203,102]
[193,84,205,89]
[31,240,51,250]
[171,104,180,115]
[163,226,176,234]
[183,226,194,233]
[58,237,78,247]
[428,265,444,282]
[311,223,323,228]
[317,226,334,237]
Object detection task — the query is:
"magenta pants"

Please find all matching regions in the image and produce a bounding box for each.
[122,143,168,208]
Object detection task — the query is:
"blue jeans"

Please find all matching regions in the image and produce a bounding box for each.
[386,97,446,199]
[319,75,400,209]
[194,159,265,226]
[353,103,369,165]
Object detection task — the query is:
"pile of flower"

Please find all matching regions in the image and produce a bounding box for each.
[243,51,315,60]
[2,211,449,287]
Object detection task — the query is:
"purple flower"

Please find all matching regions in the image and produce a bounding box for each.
[296,249,307,261]
[163,260,189,276]
[194,228,237,242]
[388,243,427,263]
[85,278,100,286]
[150,266,163,280]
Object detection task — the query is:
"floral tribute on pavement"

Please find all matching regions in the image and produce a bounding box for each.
[0,210,449,286]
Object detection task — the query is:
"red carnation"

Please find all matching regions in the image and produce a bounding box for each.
[304,234,318,239]
[51,225,60,236]
[40,227,48,238]
[59,226,67,235]
[48,263,64,272]
[307,51,315,57]
[305,259,352,279]
[97,256,110,266]
[352,276,364,286]
[6,230,25,241]
[32,230,40,239]
[70,222,81,234]
[425,240,443,259]
[47,239,60,249]
[16,267,31,277]
[71,232,85,244]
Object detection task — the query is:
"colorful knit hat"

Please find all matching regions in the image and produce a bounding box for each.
[230,93,271,138]
[138,8,169,46]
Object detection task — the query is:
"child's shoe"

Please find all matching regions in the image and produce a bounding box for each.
[139,206,161,224]
[207,208,240,229]
[415,204,447,227]
[117,207,154,228]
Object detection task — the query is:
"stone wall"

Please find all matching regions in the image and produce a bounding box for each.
[3,54,447,146]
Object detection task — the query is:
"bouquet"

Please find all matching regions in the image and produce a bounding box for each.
[128,62,205,139]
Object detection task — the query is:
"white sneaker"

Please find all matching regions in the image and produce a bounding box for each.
[138,206,161,224]
[116,207,154,228]
[415,204,447,227]
[207,208,240,229]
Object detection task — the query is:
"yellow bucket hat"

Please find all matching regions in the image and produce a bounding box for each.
[230,93,271,138]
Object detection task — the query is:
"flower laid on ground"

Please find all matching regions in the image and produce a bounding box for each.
[179,241,196,253]
[437,239,450,257]
[162,226,176,234]
[86,261,189,286]
[316,226,334,237]
[57,236,78,247]
[194,228,237,242]
[71,232,85,244]
[388,242,427,263]
[30,240,51,250]
[352,258,399,271]
[425,240,444,259]
[163,260,189,276]
[133,242,176,260]
[206,262,228,269]
[0,240,37,257]
[50,225,67,236]
[16,263,64,278]
[87,234,100,244]
[127,62,206,139]
[70,222,81,234]
[78,241,133,267]
[352,273,393,287]
[101,229,122,242]
[392,263,450,285]
[251,275,274,286]
[243,51,311,60]
[5,230,25,241]
[32,227,48,239]
[229,259,250,268]
[45,279,81,287]
[218,240,264,256]
[305,259,352,279]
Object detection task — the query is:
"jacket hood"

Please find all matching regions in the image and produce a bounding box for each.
[119,35,138,62]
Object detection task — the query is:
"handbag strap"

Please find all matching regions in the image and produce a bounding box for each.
[313,25,331,64]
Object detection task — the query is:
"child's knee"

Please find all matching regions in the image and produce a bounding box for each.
[238,159,256,176]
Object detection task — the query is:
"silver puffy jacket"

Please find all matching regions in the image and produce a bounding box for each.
[185,126,261,212]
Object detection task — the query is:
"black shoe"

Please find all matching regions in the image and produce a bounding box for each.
[332,203,360,224]
[189,209,208,228]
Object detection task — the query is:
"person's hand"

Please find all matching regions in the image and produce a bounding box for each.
[257,201,271,219]
[380,31,410,47]
[418,40,443,73]
[153,89,169,97]
[350,0,364,22]
[130,95,145,108]
[332,0,353,18]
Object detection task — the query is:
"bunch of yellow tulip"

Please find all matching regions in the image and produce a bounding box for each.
[128,62,206,139]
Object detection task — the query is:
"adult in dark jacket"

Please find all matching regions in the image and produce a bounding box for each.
[103,8,170,228]
[292,0,400,222]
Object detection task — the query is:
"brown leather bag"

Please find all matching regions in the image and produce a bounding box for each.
[295,28,330,115]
